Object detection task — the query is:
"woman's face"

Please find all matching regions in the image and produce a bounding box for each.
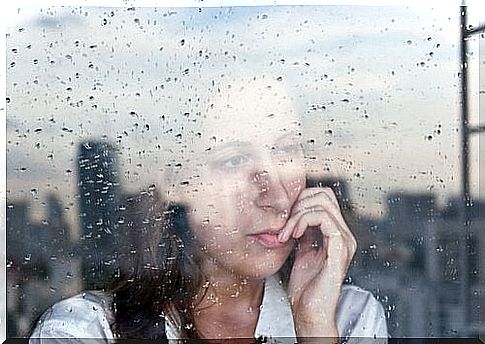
[174,78,306,280]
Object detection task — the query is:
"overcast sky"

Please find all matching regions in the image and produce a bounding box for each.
[5,3,484,234]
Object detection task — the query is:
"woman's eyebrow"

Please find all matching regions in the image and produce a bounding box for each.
[209,141,253,154]
[207,134,299,155]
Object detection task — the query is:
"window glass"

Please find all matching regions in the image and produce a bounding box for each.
[5,4,484,339]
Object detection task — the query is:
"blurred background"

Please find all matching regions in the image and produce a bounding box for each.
[5,2,485,339]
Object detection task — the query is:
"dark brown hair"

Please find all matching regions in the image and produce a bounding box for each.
[107,190,204,339]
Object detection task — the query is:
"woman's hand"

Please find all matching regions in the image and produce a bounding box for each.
[278,187,357,341]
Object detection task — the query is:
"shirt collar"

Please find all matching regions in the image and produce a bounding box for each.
[166,274,296,340]
[254,274,296,340]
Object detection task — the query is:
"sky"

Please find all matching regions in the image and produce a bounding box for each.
[3,1,485,235]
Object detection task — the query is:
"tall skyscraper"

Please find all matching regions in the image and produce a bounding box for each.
[77,140,121,289]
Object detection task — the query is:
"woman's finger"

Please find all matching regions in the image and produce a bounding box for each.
[296,187,340,208]
[292,210,337,240]
[290,187,355,243]
[291,188,340,216]
[278,190,336,242]
[292,211,356,265]
[295,210,355,256]
[279,207,353,254]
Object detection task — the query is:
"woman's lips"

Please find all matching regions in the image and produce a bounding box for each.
[249,232,286,248]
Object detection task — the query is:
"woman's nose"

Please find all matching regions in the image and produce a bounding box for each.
[252,165,291,214]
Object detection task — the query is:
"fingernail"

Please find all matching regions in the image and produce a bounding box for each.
[278,227,286,242]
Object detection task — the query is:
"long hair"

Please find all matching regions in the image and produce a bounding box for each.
[107,190,204,339]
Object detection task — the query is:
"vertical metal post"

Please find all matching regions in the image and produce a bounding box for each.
[457,3,485,335]
[459,4,472,335]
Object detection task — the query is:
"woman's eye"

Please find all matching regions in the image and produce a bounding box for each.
[221,155,250,169]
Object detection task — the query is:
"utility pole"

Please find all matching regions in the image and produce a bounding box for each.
[459,3,485,336]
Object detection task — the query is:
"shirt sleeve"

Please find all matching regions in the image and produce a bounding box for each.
[29,293,114,344]
[336,285,388,344]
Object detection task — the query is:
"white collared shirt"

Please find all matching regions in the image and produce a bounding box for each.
[30,275,388,343]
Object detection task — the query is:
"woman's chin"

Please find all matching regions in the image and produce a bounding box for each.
[240,259,287,280]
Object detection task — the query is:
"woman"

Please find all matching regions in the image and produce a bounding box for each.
[30,74,388,343]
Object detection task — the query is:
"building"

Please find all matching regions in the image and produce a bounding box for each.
[77,140,121,289]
